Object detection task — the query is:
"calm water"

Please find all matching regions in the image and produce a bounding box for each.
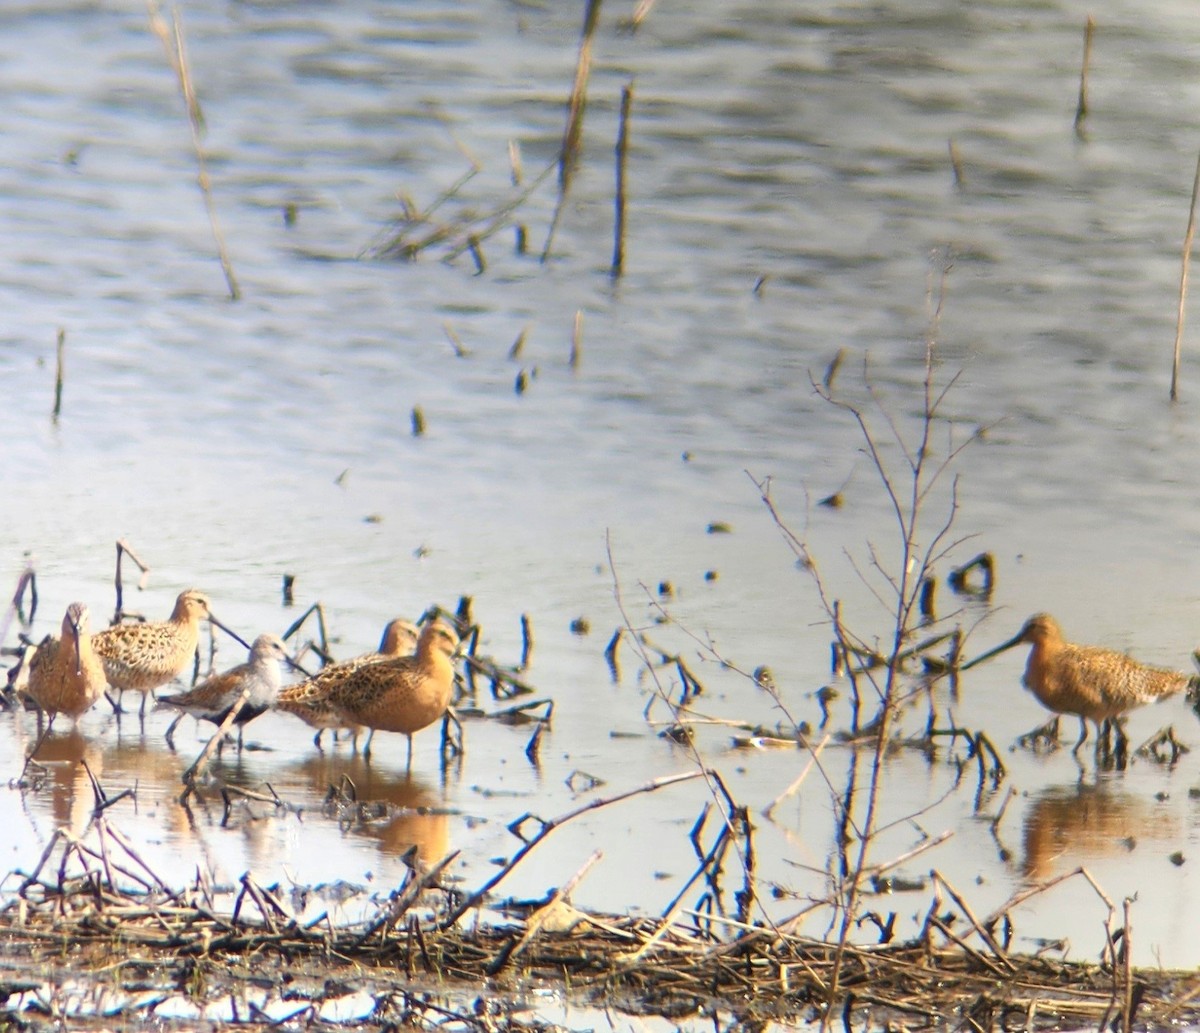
[3,0,1200,997]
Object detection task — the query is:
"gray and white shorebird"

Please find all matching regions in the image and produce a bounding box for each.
[159,633,290,750]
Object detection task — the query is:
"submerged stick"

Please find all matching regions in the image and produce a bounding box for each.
[1073,15,1094,139]
[147,0,240,300]
[1170,150,1200,402]
[611,82,633,278]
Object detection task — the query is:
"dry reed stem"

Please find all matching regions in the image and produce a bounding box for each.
[541,0,602,261]
[112,538,151,623]
[762,732,830,819]
[441,768,706,928]
[1074,15,1094,139]
[611,82,633,278]
[178,681,255,799]
[52,328,65,421]
[1171,150,1200,401]
[146,1,241,301]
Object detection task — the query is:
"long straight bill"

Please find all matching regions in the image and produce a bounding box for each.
[960,630,1026,671]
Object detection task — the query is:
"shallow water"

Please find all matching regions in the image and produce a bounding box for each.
[4,0,1200,999]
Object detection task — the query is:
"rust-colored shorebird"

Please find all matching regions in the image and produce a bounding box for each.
[159,634,290,750]
[277,618,458,764]
[25,602,107,726]
[276,618,420,751]
[965,612,1191,754]
[92,589,212,718]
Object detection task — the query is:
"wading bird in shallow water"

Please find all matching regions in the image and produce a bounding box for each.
[159,634,290,751]
[25,602,107,728]
[275,618,420,751]
[277,618,459,766]
[91,590,213,720]
[964,612,1193,756]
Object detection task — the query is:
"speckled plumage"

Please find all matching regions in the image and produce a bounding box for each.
[278,619,457,758]
[276,619,419,743]
[92,590,210,694]
[26,603,107,722]
[969,612,1189,749]
[159,634,290,746]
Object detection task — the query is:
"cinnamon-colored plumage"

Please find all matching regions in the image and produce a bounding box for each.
[276,618,419,750]
[966,612,1190,751]
[278,619,457,762]
[26,602,107,723]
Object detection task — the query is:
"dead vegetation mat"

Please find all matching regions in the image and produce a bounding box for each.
[4,878,1200,1032]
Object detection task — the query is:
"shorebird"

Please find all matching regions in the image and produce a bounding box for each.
[276,618,419,750]
[25,602,107,727]
[92,589,212,718]
[278,618,458,764]
[964,612,1192,754]
[159,634,290,750]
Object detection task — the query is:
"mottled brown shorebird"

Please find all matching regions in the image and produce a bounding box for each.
[25,602,107,726]
[92,589,212,718]
[276,618,419,750]
[278,618,458,764]
[965,612,1191,753]
[159,634,290,750]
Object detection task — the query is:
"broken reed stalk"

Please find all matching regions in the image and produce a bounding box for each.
[52,328,65,421]
[611,82,633,278]
[1074,15,1094,139]
[1170,149,1200,402]
[113,538,151,622]
[541,0,603,262]
[178,682,254,800]
[146,0,241,301]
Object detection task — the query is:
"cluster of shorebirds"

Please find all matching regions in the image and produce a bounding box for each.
[16,591,462,764]
[12,587,1200,770]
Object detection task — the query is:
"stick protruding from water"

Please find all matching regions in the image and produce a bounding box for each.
[611,82,633,279]
[52,328,65,422]
[1074,15,1095,139]
[1171,150,1200,402]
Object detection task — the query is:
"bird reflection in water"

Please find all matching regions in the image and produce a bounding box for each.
[294,753,449,863]
[27,730,102,838]
[1020,783,1179,881]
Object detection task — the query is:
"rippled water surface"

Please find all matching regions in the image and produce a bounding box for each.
[5,0,1200,999]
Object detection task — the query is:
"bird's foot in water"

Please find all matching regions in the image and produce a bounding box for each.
[1016,716,1061,752]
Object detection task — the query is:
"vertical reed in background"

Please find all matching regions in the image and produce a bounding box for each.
[53,329,65,422]
[1171,152,1200,402]
[611,83,633,279]
[542,0,603,262]
[147,0,241,301]
[1074,16,1095,139]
